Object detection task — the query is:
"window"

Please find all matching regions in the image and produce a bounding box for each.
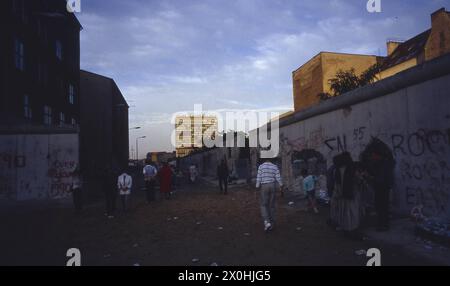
[56,40,63,60]
[23,95,32,119]
[14,38,25,71]
[38,62,48,84]
[69,84,75,104]
[59,112,65,126]
[12,0,26,23]
[44,106,52,125]
[71,118,77,126]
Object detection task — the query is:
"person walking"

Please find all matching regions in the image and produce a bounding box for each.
[117,170,133,212]
[217,159,229,195]
[302,169,319,214]
[189,164,198,184]
[70,165,83,214]
[143,161,158,203]
[159,162,173,200]
[256,157,283,232]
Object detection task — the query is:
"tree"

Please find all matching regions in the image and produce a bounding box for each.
[318,63,382,101]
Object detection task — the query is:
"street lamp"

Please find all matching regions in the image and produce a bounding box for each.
[136,136,146,161]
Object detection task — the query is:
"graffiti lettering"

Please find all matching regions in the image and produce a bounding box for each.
[1,153,26,169]
[324,135,347,153]
[353,127,366,142]
[392,128,450,157]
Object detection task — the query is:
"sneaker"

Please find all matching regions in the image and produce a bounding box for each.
[264,221,272,232]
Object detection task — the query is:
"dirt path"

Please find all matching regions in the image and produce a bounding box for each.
[0,183,439,266]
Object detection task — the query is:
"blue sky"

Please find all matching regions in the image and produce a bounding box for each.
[77,0,447,156]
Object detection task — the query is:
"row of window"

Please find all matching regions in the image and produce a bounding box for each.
[14,38,63,72]
[14,38,76,105]
[23,95,77,127]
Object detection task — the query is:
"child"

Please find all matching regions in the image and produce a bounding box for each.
[302,169,319,214]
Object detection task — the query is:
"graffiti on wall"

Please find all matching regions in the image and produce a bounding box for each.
[279,124,450,217]
[48,160,76,199]
[0,153,27,198]
[393,128,450,216]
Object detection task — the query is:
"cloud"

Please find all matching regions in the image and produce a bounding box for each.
[78,0,444,153]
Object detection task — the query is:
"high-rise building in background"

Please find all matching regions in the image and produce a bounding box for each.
[175,115,218,158]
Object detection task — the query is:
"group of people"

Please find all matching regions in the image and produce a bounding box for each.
[143,160,174,204]
[255,147,395,236]
[68,160,177,218]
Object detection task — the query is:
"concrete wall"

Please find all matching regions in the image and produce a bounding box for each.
[0,133,79,201]
[179,146,251,180]
[271,56,450,219]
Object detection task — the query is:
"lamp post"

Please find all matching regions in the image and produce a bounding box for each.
[136,136,146,162]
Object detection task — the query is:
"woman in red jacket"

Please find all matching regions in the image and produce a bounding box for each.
[159,162,173,200]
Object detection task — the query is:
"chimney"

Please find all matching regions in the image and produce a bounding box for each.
[431,8,447,27]
[386,41,401,56]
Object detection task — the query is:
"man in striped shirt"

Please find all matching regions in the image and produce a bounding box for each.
[256,158,283,232]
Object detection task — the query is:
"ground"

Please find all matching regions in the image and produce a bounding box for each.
[0,179,447,266]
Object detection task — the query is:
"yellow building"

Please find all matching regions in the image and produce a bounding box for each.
[175,115,218,158]
[292,52,383,111]
[379,8,450,79]
[292,8,450,112]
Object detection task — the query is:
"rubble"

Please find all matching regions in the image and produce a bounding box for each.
[415,218,450,247]
[355,249,367,256]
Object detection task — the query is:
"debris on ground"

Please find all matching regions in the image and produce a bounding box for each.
[288,202,294,206]
[210,262,218,266]
[244,233,250,236]
[217,227,224,230]
[133,263,140,266]
[103,254,111,258]
[196,221,202,225]
[133,243,139,248]
[192,258,200,263]
[355,249,367,256]
[296,227,302,231]
[415,218,450,247]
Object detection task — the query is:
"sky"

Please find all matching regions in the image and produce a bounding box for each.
[77,0,448,157]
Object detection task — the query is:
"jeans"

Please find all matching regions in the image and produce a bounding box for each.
[260,183,276,224]
[375,187,390,228]
[219,177,228,194]
[145,180,155,203]
[72,188,82,212]
[120,194,130,211]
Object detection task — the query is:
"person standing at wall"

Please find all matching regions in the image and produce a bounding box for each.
[367,152,395,232]
[143,160,158,203]
[159,162,173,200]
[70,165,83,214]
[360,138,395,232]
[104,165,117,219]
[117,169,133,212]
[330,152,365,239]
[217,159,229,195]
[256,157,283,233]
